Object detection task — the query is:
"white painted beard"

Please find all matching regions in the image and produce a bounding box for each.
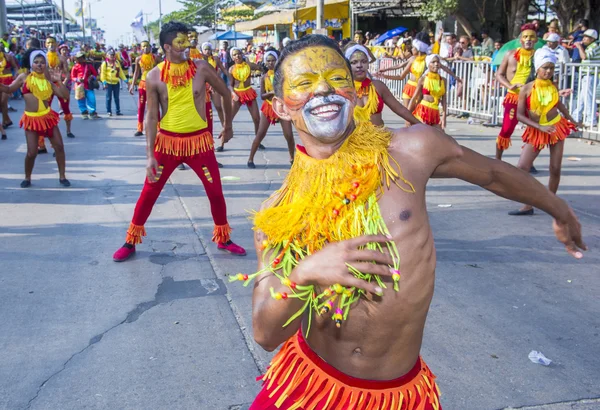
[301,95,351,142]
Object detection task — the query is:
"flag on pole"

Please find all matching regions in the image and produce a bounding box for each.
[131,11,144,29]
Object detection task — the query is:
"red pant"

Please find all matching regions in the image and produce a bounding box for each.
[137,86,146,132]
[127,147,228,244]
[497,93,519,150]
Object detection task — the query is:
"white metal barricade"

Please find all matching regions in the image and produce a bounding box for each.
[371,58,600,141]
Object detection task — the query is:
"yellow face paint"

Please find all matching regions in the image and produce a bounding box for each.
[172,33,191,50]
[188,31,198,43]
[521,30,537,48]
[279,46,355,143]
[281,46,354,111]
[45,38,57,50]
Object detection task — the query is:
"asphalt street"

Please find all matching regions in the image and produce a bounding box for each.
[0,88,598,410]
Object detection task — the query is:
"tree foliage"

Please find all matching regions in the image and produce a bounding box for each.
[417,0,459,21]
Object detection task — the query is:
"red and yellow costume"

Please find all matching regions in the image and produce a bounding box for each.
[497,48,534,150]
[189,47,202,60]
[0,52,13,86]
[261,70,279,124]
[353,78,384,123]
[137,53,156,133]
[204,55,218,135]
[230,122,439,409]
[124,59,232,245]
[47,50,73,123]
[251,330,441,410]
[401,55,426,100]
[19,72,60,139]
[522,79,576,150]
[413,72,445,126]
[232,62,257,105]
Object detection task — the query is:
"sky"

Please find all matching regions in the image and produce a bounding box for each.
[66,0,183,46]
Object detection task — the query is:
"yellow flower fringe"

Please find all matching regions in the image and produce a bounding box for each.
[232,62,251,83]
[154,130,214,157]
[158,60,196,88]
[125,223,146,245]
[423,72,445,105]
[411,54,426,78]
[231,122,415,330]
[139,53,155,73]
[26,72,53,102]
[47,51,60,69]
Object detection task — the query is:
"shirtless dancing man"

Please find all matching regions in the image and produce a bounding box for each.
[113,22,246,262]
[234,35,585,409]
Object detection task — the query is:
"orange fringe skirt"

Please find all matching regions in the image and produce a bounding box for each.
[413,102,440,126]
[522,117,576,151]
[261,100,279,124]
[402,80,418,100]
[250,330,441,410]
[154,128,214,158]
[20,108,60,133]
[235,87,257,106]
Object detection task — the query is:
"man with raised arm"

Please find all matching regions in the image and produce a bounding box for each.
[230,35,586,410]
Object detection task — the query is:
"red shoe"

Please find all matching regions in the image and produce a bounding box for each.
[217,241,246,256]
[113,245,136,262]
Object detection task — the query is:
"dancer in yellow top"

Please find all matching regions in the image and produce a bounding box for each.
[113,22,246,262]
[42,36,74,153]
[0,49,70,188]
[217,47,261,151]
[130,41,160,136]
[344,43,419,126]
[0,46,17,133]
[409,54,447,129]
[247,50,295,168]
[495,24,537,159]
[508,48,582,216]
[201,42,232,131]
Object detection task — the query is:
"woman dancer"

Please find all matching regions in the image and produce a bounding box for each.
[0,49,70,187]
[408,54,447,129]
[344,43,419,126]
[509,49,581,216]
[247,50,295,168]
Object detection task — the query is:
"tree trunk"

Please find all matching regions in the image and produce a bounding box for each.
[510,0,529,38]
[454,11,476,36]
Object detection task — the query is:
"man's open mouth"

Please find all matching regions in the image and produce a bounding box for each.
[309,103,342,119]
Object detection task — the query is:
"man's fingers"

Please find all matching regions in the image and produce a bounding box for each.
[346,234,391,249]
[350,250,394,266]
[348,262,394,277]
[343,276,383,296]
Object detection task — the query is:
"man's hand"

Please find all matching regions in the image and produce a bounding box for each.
[146,156,161,183]
[553,208,587,259]
[219,126,233,143]
[559,88,572,97]
[539,124,557,134]
[293,235,395,295]
[509,83,522,91]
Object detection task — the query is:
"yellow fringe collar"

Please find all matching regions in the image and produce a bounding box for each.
[530,78,558,124]
[232,62,251,83]
[159,60,196,88]
[47,51,60,69]
[26,72,53,102]
[353,78,380,123]
[139,53,155,72]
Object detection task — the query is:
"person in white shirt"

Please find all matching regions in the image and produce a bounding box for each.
[543,33,570,65]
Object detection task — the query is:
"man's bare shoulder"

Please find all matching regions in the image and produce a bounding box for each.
[387,125,462,170]
[145,67,161,84]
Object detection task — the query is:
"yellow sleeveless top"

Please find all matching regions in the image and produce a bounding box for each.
[232,63,250,83]
[264,70,274,93]
[410,55,426,79]
[208,56,217,69]
[509,48,533,94]
[140,54,155,81]
[423,72,445,105]
[157,62,207,133]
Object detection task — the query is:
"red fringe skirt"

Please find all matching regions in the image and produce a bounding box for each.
[522,116,576,151]
[235,87,257,106]
[261,100,279,124]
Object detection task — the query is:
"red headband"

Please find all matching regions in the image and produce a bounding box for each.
[521,23,537,33]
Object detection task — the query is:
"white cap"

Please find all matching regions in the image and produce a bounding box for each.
[546,33,560,42]
[583,29,598,40]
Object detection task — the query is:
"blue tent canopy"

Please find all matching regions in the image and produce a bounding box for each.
[374,27,408,45]
[216,30,253,41]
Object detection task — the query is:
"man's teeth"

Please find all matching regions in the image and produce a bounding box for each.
[310,104,341,115]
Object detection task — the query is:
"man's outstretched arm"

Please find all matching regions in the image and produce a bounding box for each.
[426,128,586,258]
